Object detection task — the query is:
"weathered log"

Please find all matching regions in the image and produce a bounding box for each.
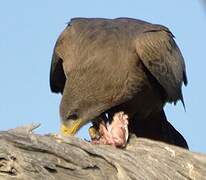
[0,124,205,180]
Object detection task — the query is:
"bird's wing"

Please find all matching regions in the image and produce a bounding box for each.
[50,24,72,94]
[50,46,66,94]
[135,27,187,105]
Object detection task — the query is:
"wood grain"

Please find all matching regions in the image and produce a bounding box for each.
[0,124,205,180]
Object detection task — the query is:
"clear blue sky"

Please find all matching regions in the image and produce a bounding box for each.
[0,0,205,153]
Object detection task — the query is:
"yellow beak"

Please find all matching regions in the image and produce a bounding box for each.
[61,118,84,136]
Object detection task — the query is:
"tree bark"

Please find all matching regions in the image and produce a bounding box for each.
[0,124,205,180]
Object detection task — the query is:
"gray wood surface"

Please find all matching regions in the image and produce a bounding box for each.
[0,124,205,180]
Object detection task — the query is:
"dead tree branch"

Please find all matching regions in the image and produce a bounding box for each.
[0,125,205,180]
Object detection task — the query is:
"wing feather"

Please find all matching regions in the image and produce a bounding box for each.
[50,50,65,93]
[135,29,187,105]
[49,25,70,93]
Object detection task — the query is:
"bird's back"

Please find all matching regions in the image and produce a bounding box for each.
[50,18,187,114]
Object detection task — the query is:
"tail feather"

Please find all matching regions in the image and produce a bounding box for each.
[131,110,188,149]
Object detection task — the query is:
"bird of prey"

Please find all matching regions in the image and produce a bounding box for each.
[50,18,188,148]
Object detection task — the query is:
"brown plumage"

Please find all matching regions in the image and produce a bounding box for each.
[50,18,188,148]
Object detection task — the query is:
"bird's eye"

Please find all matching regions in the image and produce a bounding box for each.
[66,113,78,120]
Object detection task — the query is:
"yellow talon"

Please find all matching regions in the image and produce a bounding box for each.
[88,125,100,140]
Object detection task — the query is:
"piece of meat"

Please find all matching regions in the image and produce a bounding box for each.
[91,111,129,148]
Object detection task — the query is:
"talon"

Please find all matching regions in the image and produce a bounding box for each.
[89,125,100,140]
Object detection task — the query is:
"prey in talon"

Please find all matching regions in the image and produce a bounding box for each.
[90,112,129,148]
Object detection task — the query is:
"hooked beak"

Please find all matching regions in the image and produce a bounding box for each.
[61,118,84,136]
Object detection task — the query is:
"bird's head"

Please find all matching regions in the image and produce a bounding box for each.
[59,71,109,137]
[60,94,106,137]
